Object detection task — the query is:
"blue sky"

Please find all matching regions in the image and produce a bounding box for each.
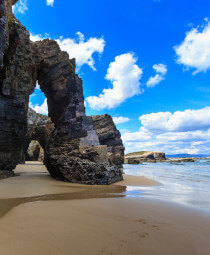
[14,0,210,154]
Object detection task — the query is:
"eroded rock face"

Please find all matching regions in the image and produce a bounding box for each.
[0,0,123,184]
[44,114,123,184]
[26,107,54,150]
[0,2,34,172]
[19,108,54,163]
[0,0,7,68]
[91,114,125,168]
[154,152,166,161]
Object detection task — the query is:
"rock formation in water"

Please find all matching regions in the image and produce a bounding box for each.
[125,151,166,164]
[169,158,194,163]
[0,0,124,184]
[154,152,166,161]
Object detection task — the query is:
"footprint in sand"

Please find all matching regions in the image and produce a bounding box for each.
[137,218,159,230]
[140,232,149,239]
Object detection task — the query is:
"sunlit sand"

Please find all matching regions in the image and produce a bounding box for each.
[0,162,209,254]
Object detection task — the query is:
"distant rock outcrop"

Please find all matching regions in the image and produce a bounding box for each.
[125,151,166,164]
[0,0,124,184]
[154,152,166,161]
[169,158,195,163]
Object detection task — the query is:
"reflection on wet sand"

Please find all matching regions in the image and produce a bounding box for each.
[0,163,210,255]
[0,162,129,218]
[0,160,163,220]
[0,185,126,218]
[0,162,160,218]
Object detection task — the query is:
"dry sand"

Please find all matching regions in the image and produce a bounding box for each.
[0,162,209,255]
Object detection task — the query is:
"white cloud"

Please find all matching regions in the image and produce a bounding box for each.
[122,106,210,155]
[13,0,28,14]
[46,0,54,7]
[29,32,105,70]
[30,33,46,42]
[139,107,210,133]
[153,63,167,75]
[30,99,48,115]
[174,20,210,74]
[56,32,105,70]
[122,127,152,142]
[146,63,167,88]
[123,129,210,155]
[156,129,210,142]
[86,53,143,110]
[113,116,130,124]
[146,75,164,88]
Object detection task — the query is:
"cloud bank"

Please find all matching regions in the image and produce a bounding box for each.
[122,107,210,155]
[139,107,210,133]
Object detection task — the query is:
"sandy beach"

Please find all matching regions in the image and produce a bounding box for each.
[0,162,209,255]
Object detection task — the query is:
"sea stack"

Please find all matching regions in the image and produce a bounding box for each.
[0,0,124,184]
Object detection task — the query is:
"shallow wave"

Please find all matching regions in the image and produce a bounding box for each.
[124,159,210,212]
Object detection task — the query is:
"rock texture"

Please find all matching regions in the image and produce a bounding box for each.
[26,108,53,154]
[154,152,166,161]
[0,0,124,184]
[19,107,54,163]
[0,0,35,172]
[0,0,7,68]
[91,114,125,168]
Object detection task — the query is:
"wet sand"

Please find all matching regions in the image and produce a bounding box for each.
[0,162,209,254]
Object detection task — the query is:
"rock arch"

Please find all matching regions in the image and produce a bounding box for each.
[0,0,124,184]
[25,140,43,162]
[19,107,54,164]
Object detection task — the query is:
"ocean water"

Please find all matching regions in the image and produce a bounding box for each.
[124,159,210,213]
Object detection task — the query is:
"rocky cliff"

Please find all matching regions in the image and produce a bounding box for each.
[0,0,124,184]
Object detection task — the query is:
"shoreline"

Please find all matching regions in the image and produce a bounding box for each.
[0,197,210,254]
[0,162,160,199]
[0,162,209,254]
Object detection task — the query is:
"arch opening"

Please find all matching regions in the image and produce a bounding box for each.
[29,82,49,117]
[25,140,44,162]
